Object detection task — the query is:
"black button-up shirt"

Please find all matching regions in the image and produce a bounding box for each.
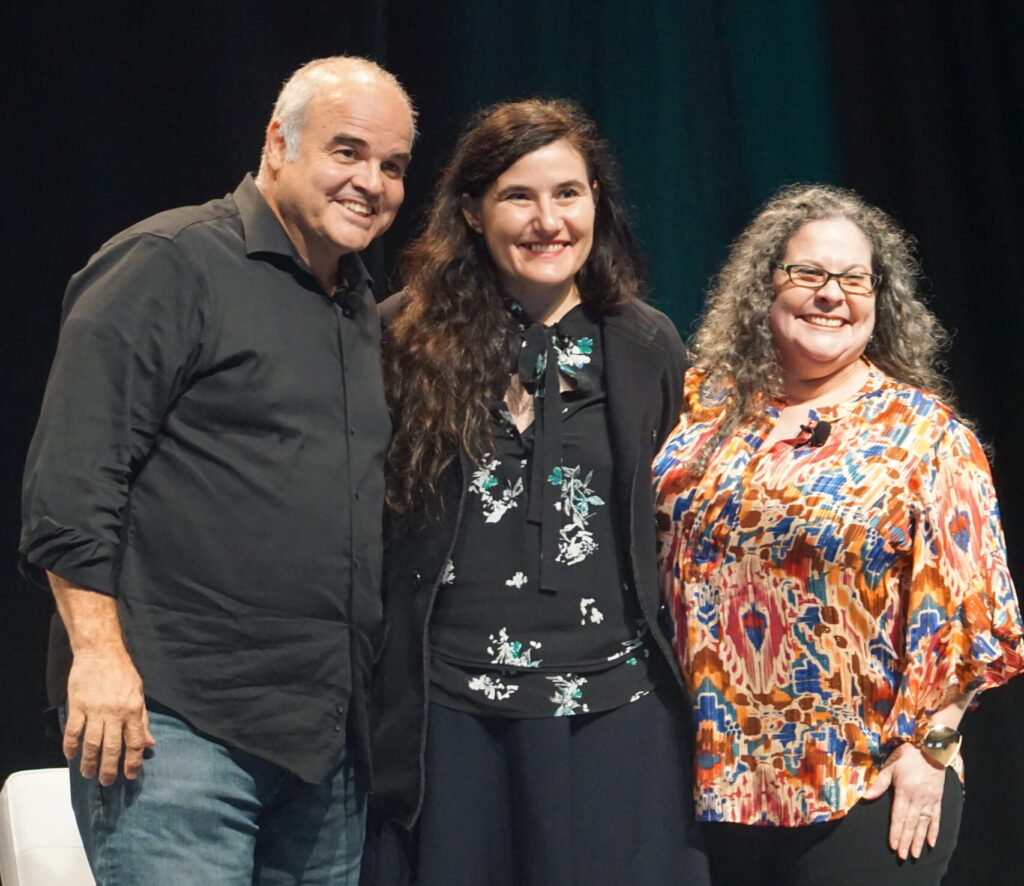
[20,176,390,783]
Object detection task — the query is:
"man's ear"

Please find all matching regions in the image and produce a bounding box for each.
[264,120,287,174]
[461,194,483,233]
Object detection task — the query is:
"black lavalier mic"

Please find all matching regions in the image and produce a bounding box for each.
[800,421,832,447]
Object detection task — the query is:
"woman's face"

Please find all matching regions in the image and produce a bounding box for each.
[462,139,596,305]
[769,218,876,383]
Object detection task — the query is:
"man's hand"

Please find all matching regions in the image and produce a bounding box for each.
[63,644,154,785]
[48,572,156,785]
[863,742,946,860]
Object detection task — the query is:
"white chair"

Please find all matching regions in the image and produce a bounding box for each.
[0,768,94,886]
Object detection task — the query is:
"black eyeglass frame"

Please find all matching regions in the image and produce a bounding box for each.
[775,263,882,297]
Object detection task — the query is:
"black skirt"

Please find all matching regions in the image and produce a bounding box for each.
[362,684,710,886]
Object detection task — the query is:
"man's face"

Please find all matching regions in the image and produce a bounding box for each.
[265,76,413,268]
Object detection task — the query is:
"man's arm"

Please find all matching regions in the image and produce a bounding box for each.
[21,233,203,593]
[48,572,154,785]
[20,235,202,781]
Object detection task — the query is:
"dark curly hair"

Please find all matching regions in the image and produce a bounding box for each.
[385,98,644,515]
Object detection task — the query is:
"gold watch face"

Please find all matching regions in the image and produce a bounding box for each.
[920,727,961,767]
[923,726,959,748]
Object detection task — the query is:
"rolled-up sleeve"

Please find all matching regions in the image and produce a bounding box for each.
[20,233,203,593]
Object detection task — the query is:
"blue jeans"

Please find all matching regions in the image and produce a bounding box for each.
[63,699,365,885]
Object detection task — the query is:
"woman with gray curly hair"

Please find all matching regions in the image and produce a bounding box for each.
[653,184,1023,885]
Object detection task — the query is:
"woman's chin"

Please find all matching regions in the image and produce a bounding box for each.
[784,349,863,380]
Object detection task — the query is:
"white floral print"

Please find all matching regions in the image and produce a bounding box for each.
[548,465,604,565]
[579,597,604,625]
[553,335,594,376]
[469,457,524,523]
[547,674,589,716]
[467,674,519,700]
[487,628,542,668]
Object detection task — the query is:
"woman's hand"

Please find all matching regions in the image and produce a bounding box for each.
[863,742,947,860]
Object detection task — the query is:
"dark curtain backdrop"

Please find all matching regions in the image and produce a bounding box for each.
[3,2,1021,883]
[828,5,1024,883]
[381,0,838,330]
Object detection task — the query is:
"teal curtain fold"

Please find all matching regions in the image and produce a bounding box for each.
[398,0,838,332]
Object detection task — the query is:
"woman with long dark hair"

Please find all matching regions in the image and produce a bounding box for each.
[364,99,710,886]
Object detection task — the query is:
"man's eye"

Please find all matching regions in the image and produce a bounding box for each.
[334,148,357,160]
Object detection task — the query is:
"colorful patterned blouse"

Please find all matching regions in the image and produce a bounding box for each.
[653,364,1024,826]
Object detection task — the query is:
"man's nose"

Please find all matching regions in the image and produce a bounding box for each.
[353,160,384,195]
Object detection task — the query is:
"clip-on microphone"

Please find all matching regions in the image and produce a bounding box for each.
[799,420,831,447]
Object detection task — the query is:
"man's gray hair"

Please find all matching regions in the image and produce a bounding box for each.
[268,56,416,162]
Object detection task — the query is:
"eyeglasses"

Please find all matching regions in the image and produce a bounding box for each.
[775,264,881,297]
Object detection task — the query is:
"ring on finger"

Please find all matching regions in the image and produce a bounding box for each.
[918,811,934,819]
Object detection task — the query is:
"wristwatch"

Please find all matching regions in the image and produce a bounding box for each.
[915,725,962,767]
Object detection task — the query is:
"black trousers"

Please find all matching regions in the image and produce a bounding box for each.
[704,767,964,886]
[363,686,710,886]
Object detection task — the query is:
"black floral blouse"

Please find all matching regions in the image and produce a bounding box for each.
[428,303,657,717]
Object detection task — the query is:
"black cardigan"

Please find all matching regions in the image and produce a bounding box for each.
[369,295,688,829]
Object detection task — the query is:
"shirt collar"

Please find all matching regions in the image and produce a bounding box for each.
[336,249,373,297]
[232,174,374,295]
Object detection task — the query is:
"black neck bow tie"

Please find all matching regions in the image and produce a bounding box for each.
[505,303,598,593]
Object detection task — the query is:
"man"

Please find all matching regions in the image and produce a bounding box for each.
[19,56,415,884]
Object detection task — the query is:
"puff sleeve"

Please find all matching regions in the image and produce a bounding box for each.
[891,418,1024,736]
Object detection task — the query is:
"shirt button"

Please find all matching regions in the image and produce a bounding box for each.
[354,492,361,501]
[336,706,344,715]
[349,428,356,436]
[333,724,342,733]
